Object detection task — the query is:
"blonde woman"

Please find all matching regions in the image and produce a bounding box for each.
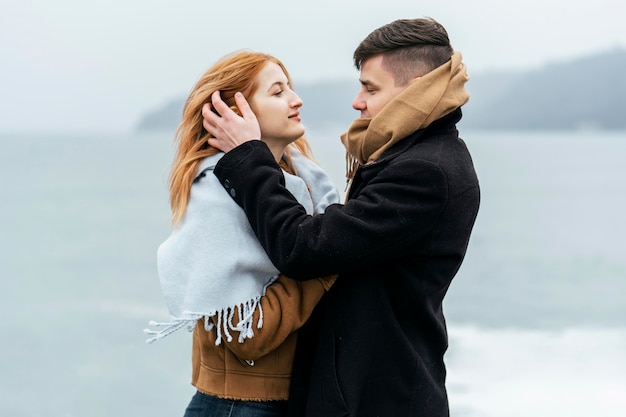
[146,51,339,417]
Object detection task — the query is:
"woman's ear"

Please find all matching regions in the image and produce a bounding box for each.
[230,105,242,117]
[211,104,241,117]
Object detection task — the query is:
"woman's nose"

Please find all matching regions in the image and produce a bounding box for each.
[291,92,303,108]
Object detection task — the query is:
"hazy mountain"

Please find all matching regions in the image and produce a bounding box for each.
[463,47,626,130]
[136,48,626,132]
[135,98,187,133]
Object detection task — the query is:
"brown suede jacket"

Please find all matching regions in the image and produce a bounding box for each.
[191,274,335,401]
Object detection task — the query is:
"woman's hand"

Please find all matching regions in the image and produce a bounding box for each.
[202,91,261,153]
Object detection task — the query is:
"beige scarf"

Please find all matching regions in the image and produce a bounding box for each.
[340,52,470,181]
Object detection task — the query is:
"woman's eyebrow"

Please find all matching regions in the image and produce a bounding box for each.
[266,80,286,92]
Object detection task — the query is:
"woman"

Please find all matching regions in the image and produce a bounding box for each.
[145,51,340,416]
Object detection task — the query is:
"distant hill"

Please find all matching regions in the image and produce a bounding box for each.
[135,79,358,133]
[136,48,626,132]
[463,48,626,130]
[135,98,187,132]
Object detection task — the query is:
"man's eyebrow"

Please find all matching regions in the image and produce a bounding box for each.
[359,79,377,88]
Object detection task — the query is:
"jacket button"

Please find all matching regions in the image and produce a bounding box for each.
[245,359,255,366]
[223,179,230,189]
[230,188,236,197]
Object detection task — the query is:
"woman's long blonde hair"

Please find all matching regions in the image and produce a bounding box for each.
[169,50,313,224]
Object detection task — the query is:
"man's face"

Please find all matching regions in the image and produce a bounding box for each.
[351,54,407,118]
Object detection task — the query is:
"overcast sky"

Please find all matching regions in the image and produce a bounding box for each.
[1,0,625,133]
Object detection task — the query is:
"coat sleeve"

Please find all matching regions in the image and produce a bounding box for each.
[214,141,447,279]
[218,274,336,361]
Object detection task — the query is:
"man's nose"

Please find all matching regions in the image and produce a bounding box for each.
[352,94,365,111]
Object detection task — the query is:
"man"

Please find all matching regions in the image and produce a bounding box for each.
[203,17,480,417]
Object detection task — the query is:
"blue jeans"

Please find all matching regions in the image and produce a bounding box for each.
[183,390,288,417]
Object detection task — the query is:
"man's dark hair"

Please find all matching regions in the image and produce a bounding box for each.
[353,18,454,86]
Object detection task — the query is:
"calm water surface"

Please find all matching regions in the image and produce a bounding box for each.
[1,129,625,416]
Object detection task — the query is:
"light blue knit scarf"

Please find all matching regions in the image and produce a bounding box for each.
[145,148,339,344]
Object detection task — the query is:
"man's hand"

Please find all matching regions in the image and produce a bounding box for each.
[202,91,261,153]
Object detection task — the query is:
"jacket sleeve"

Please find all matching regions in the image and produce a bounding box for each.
[218,274,336,360]
[214,141,447,279]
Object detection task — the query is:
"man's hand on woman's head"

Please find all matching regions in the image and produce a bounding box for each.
[202,91,262,153]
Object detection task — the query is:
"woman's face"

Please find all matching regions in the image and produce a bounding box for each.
[247,62,304,153]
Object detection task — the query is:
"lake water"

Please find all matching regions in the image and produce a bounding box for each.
[1,128,625,416]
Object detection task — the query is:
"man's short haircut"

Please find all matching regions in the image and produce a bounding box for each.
[353,18,454,86]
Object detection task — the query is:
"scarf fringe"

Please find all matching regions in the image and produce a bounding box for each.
[345,153,359,182]
[144,296,265,345]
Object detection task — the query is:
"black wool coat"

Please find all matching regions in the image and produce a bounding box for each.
[214,109,481,417]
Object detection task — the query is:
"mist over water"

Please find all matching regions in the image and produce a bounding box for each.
[1,129,625,416]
